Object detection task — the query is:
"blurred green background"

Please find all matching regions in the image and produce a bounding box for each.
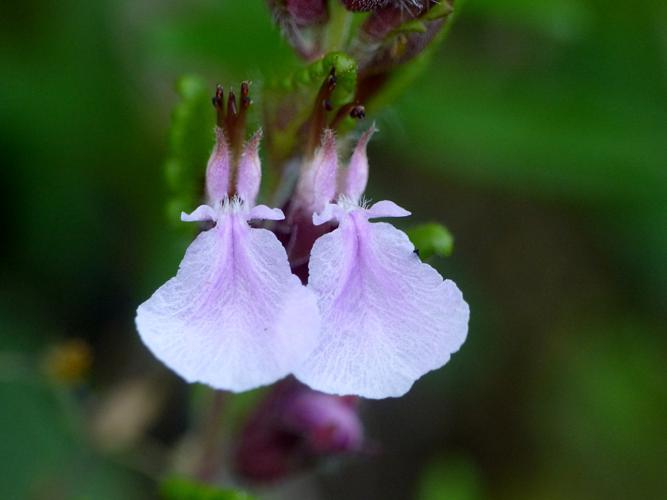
[1,0,666,499]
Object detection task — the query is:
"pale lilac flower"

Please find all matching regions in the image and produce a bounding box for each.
[136,128,320,392]
[294,128,469,399]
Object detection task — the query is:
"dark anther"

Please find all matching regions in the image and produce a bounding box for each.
[240,81,251,109]
[211,82,253,160]
[349,105,366,119]
[330,103,366,130]
[306,67,339,154]
[213,85,225,128]
[212,85,224,108]
[413,248,421,257]
[326,67,337,91]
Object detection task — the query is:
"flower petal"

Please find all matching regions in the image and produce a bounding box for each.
[296,211,468,398]
[366,199,411,219]
[312,129,339,211]
[312,203,339,226]
[206,127,231,204]
[181,204,217,222]
[136,214,321,392]
[342,124,376,203]
[248,204,285,221]
[236,129,263,205]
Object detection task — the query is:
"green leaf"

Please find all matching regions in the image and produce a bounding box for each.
[408,223,454,259]
[531,318,667,498]
[160,476,254,500]
[164,74,214,226]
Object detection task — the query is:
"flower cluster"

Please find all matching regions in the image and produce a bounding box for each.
[136,80,469,399]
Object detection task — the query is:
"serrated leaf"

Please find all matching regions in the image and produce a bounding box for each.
[408,223,454,259]
[160,477,254,500]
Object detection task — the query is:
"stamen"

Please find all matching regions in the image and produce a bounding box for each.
[330,103,366,130]
[235,81,252,150]
[211,82,253,162]
[240,81,251,109]
[226,90,238,135]
[306,67,337,155]
[213,85,225,128]
[350,105,366,119]
[210,82,254,197]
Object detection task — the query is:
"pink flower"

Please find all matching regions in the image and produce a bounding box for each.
[135,129,320,392]
[294,128,469,398]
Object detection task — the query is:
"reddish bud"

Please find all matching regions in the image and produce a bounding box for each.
[285,0,329,26]
[343,0,427,12]
[362,5,407,39]
[234,378,364,482]
[342,0,389,11]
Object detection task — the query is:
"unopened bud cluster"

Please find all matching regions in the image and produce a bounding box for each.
[267,0,455,104]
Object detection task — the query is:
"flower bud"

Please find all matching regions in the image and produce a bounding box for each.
[355,0,453,102]
[286,0,328,26]
[362,4,406,39]
[266,1,329,60]
[341,0,389,11]
[234,378,363,482]
[343,0,427,12]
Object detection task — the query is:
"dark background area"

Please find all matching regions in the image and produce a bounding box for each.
[1,1,666,498]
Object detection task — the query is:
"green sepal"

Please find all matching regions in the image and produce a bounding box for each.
[393,20,428,34]
[423,1,455,21]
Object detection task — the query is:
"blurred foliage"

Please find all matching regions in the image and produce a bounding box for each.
[0,377,148,499]
[525,318,667,499]
[1,0,665,499]
[164,75,215,228]
[160,477,253,500]
[416,456,483,500]
[408,223,455,259]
